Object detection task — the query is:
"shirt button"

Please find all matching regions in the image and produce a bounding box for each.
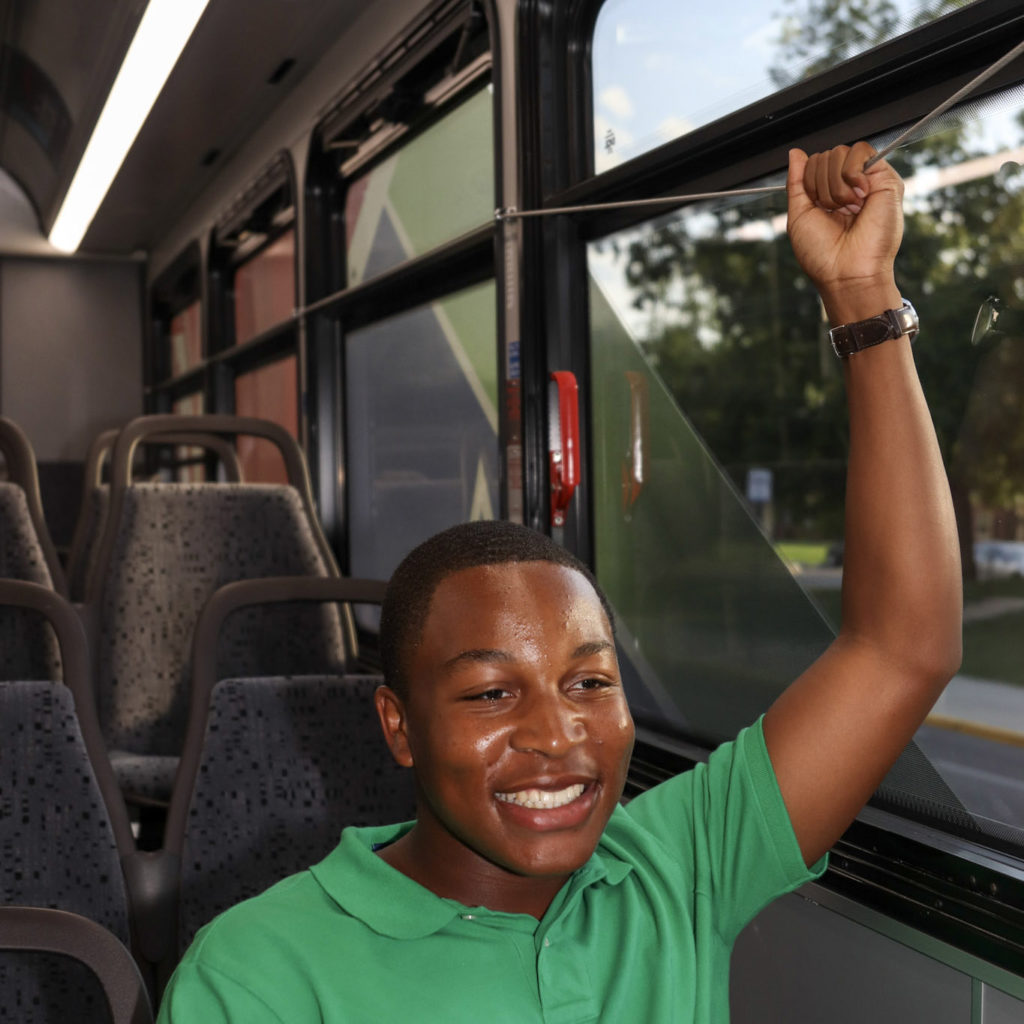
[461,914,475,920]
[543,938,551,947]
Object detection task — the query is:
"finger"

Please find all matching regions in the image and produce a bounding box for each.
[814,150,834,209]
[825,145,851,207]
[802,151,821,205]
[843,141,873,199]
[787,147,809,194]
[787,148,814,216]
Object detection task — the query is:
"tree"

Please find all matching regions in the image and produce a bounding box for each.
[612,0,1024,576]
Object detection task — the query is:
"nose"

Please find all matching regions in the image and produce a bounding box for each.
[509,692,587,757]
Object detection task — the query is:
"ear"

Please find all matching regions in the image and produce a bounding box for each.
[375,685,414,768]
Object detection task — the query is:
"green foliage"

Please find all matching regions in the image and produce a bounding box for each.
[615,3,1024,552]
[769,0,978,88]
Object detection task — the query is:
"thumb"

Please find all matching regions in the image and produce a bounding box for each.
[786,147,813,218]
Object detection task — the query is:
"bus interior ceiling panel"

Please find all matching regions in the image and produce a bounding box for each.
[0,0,427,256]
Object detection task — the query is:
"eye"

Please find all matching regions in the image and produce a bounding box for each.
[571,677,614,693]
[464,687,512,702]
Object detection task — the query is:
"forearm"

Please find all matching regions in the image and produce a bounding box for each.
[826,279,962,686]
[764,146,964,865]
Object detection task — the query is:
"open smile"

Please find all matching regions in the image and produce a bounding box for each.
[491,780,598,831]
[495,783,586,809]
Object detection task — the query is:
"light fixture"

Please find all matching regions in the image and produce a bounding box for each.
[48,0,211,253]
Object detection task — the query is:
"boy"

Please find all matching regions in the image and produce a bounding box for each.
[157,143,961,1022]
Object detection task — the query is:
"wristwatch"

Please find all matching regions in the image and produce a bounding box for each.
[828,300,919,358]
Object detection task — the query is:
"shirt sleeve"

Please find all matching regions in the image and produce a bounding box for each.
[157,959,287,1024]
[621,716,827,943]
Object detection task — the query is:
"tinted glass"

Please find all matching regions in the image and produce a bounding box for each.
[169,299,201,376]
[233,230,296,345]
[345,87,493,286]
[234,355,299,484]
[589,85,1024,842]
[592,0,979,172]
[172,391,206,483]
[346,280,499,585]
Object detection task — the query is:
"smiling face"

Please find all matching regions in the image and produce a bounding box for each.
[375,559,634,908]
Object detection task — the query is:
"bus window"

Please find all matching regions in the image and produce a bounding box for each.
[345,86,493,287]
[171,392,206,483]
[233,230,296,346]
[346,279,499,585]
[169,299,202,376]
[588,81,1024,846]
[233,356,299,484]
[591,0,981,172]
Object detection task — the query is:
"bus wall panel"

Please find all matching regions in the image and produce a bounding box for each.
[731,889,973,1022]
[0,257,142,547]
[0,258,143,462]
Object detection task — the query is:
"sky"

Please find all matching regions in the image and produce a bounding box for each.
[587,0,1024,341]
[592,0,983,172]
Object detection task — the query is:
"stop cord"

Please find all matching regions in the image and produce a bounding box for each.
[495,35,1024,223]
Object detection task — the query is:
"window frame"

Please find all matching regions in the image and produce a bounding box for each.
[520,0,1024,969]
[303,0,501,577]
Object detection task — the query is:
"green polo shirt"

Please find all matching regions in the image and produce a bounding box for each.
[157,717,825,1023]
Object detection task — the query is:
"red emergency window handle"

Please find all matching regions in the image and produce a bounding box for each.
[549,371,580,528]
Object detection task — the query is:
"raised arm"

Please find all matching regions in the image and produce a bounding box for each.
[763,143,963,866]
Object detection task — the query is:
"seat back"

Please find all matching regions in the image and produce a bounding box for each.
[86,415,353,761]
[0,582,137,1021]
[0,484,61,680]
[66,428,244,602]
[0,907,152,1024]
[95,483,347,756]
[162,576,413,958]
[0,417,65,596]
[176,673,415,953]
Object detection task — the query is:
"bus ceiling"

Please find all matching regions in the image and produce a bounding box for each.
[0,0,388,257]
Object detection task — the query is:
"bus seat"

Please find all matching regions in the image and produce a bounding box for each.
[0,581,140,1018]
[0,907,153,1024]
[0,417,67,597]
[173,673,415,956]
[0,485,62,681]
[83,415,355,807]
[153,576,414,970]
[66,426,244,603]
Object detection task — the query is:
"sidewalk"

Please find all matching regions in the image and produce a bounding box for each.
[930,674,1024,742]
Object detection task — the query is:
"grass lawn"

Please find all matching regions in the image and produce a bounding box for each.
[776,542,831,567]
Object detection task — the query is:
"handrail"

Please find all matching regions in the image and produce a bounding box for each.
[0,907,153,1024]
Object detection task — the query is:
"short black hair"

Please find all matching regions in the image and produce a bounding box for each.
[379,520,613,695]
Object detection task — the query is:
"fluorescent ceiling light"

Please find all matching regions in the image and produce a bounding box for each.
[48,0,210,253]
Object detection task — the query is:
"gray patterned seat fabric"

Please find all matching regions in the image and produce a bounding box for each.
[0,484,61,681]
[97,483,347,801]
[0,953,113,1024]
[178,674,416,954]
[0,681,131,1023]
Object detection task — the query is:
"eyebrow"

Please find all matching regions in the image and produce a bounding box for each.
[442,639,615,671]
[442,648,516,670]
[572,640,616,659]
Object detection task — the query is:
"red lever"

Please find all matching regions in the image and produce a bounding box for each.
[549,371,580,528]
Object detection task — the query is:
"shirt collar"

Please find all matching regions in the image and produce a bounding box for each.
[310,818,634,940]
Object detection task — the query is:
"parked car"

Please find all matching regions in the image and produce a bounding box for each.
[974,540,1024,579]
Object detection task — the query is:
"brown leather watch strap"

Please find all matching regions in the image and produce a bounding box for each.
[829,300,919,358]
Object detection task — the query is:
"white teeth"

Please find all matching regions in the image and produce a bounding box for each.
[495,783,586,810]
